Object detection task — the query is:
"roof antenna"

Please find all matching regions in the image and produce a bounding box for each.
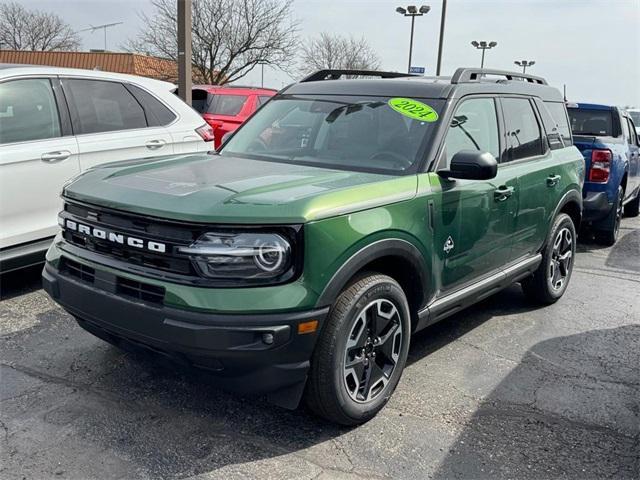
[563,84,567,102]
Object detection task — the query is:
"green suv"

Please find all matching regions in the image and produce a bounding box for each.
[43,68,584,425]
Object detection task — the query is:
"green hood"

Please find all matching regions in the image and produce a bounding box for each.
[63,154,418,224]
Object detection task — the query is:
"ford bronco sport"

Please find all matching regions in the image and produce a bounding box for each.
[43,68,584,425]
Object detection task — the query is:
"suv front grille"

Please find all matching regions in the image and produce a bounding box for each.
[60,258,96,283]
[116,277,165,305]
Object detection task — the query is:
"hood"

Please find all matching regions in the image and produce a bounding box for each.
[63,154,418,224]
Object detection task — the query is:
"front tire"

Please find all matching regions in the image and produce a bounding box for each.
[522,213,576,305]
[305,274,411,425]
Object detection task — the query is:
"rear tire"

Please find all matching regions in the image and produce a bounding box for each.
[305,274,410,425]
[522,213,576,305]
[623,190,640,217]
[595,186,623,246]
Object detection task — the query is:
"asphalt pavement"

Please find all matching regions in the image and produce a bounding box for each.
[1,216,638,479]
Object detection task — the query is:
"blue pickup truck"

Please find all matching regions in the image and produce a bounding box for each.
[566,103,640,245]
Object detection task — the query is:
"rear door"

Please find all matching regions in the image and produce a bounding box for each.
[430,96,518,293]
[0,77,80,248]
[62,78,175,171]
[500,97,564,260]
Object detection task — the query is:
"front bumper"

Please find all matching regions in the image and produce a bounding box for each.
[582,191,613,222]
[42,261,328,407]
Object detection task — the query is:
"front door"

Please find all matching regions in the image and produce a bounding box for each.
[429,96,518,294]
[0,78,80,248]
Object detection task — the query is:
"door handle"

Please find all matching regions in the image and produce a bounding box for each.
[145,139,166,150]
[547,174,561,187]
[494,185,515,202]
[41,151,71,163]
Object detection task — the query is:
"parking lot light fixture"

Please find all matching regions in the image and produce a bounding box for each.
[396,5,431,74]
[471,40,498,69]
[515,60,536,73]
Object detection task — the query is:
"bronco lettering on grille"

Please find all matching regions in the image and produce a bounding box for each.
[64,219,166,253]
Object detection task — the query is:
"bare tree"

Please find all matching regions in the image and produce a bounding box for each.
[298,33,380,76]
[125,0,298,85]
[0,2,81,51]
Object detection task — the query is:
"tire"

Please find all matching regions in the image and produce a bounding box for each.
[595,186,623,246]
[305,273,411,425]
[624,190,640,217]
[521,213,576,305]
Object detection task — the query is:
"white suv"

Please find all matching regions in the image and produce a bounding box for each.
[0,65,214,273]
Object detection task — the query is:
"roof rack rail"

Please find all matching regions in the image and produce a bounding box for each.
[300,69,415,82]
[451,68,548,85]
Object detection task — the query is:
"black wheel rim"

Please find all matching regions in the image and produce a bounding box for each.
[549,227,573,291]
[342,299,403,403]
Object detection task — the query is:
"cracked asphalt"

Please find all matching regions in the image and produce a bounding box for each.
[1,216,638,480]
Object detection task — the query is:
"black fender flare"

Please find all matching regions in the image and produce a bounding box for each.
[552,188,583,228]
[315,238,429,308]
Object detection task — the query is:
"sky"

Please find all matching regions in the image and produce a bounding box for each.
[18,0,640,106]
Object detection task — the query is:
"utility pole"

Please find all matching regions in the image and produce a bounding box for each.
[177,0,192,105]
[436,0,447,76]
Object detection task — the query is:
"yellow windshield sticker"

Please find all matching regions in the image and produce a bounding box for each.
[388,98,439,122]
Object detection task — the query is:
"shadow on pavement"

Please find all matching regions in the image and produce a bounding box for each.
[0,263,43,300]
[431,325,640,479]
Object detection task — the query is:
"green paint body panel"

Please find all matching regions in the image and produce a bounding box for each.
[54,144,583,316]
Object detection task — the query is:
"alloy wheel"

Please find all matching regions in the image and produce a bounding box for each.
[548,227,573,291]
[343,299,403,403]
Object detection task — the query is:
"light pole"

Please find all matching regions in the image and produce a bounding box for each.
[258,61,266,88]
[470,40,497,69]
[436,0,447,76]
[396,5,431,74]
[514,60,535,73]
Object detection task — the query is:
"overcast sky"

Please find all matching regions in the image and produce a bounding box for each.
[20,0,640,106]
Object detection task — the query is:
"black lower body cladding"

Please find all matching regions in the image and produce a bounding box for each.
[42,263,329,408]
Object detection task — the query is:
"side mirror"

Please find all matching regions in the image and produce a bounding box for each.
[438,150,498,180]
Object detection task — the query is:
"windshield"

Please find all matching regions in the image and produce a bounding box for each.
[567,107,613,136]
[192,90,248,116]
[629,111,640,126]
[220,95,444,174]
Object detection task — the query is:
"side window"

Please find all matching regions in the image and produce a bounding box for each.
[126,84,177,127]
[257,95,272,106]
[441,98,499,168]
[535,99,564,150]
[0,78,61,144]
[626,118,637,145]
[620,113,630,141]
[501,98,544,162]
[544,101,572,146]
[65,79,147,134]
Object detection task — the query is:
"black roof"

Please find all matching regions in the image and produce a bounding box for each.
[284,67,564,102]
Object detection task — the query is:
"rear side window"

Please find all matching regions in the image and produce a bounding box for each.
[65,79,147,134]
[0,78,61,144]
[126,84,177,126]
[257,95,273,106]
[194,93,249,116]
[627,118,638,145]
[441,98,499,168]
[567,108,613,136]
[501,98,544,162]
[544,101,572,146]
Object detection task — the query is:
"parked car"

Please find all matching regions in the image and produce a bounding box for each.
[43,68,584,425]
[566,102,640,244]
[0,65,215,273]
[627,108,640,135]
[191,85,277,148]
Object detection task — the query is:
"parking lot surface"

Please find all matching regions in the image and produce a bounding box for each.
[1,216,638,480]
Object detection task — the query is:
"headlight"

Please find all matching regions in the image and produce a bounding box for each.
[178,232,292,281]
